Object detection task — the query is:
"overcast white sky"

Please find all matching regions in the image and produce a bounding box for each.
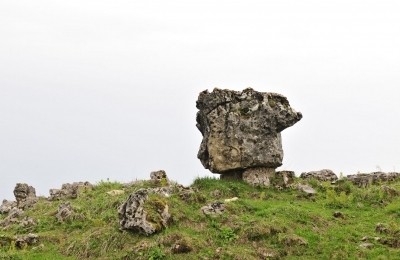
[1,0,400,200]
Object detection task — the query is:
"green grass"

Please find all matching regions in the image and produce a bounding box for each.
[1,177,400,259]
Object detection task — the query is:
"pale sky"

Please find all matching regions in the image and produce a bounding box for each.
[1,0,400,200]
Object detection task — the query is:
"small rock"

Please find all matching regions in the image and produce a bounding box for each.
[359,243,374,249]
[333,212,345,219]
[300,169,338,181]
[295,183,316,194]
[106,190,125,196]
[224,197,238,203]
[49,181,92,200]
[0,200,17,215]
[361,236,368,241]
[19,216,37,227]
[210,190,222,198]
[150,170,170,186]
[201,201,225,215]
[375,223,388,234]
[56,202,73,222]
[118,188,171,235]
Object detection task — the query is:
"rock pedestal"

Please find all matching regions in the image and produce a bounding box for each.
[196,88,302,185]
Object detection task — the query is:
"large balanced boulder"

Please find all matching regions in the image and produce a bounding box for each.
[196,88,302,185]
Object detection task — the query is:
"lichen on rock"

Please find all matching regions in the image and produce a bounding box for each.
[196,87,302,185]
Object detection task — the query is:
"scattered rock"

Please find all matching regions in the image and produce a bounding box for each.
[281,235,308,246]
[346,172,400,188]
[15,233,39,249]
[375,223,388,234]
[56,202,73,223]
[150,170,170,186]
[13,183,38,210]
[49,181,92,200]
[381,185,398,197]
[107,190,125,196]
[361,236,368,241]
[123,180,144,188]
[276,170,296,187]
[19,216,37,228]
[333,212,345,219]
[171,238,193,254]
[201,201,225,215]
[295,183,316,195]
[0,200,17,215]
[0,207,24,228]
[118,188,171,235]
[300,169,338,182]
[196,88,302,184]
[359,243,374,249]
[224,197,238,203]
[210,190,222,198]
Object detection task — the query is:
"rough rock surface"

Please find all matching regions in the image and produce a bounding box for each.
[150,170,170,186]
[300,169,338,182]
[346,172,400,188]
[201,201,225,215]
[196,88,302,184]
[0,207,24,229]
[15,233,39,249]
[0,200,17,215]
[295,183,316,195]
[118,188,171,235]
[49,181,93,200]
[13,183,38,210]
[56,202,73,222]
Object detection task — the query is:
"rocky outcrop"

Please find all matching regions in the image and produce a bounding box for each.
[0,200,17,215]
[346,172,400,188]
[15,233,39,249]
[300,169,338,182]
[49,181,93,200]
[118,188,171,235]
[196,88,302,185]
[0,207,24,230]
[13,183,38,210]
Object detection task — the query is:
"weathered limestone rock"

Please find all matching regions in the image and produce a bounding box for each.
[15,233,39,249]
[19,216,37,228]
[150,170,170,186]
[56,202,73,222]
[201,201,225,215]
[49,181,93,200]
[346,172,400,188]
[196,88,302,184]
[107,190,125,196]
[300,169,338,182]
[0,207,24,229]
[13,183,38,210]
[295,183,316,195]
[0,200,17,215]
[118,188,171,235]
[242,167,275,186]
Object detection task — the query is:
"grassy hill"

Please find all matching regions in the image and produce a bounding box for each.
[1,176,400,259]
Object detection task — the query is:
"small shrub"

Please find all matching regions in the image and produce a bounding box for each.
[219,227,238,243]
[148,246,166,260]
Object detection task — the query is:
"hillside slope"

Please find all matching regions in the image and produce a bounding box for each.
[1,175,400,259]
